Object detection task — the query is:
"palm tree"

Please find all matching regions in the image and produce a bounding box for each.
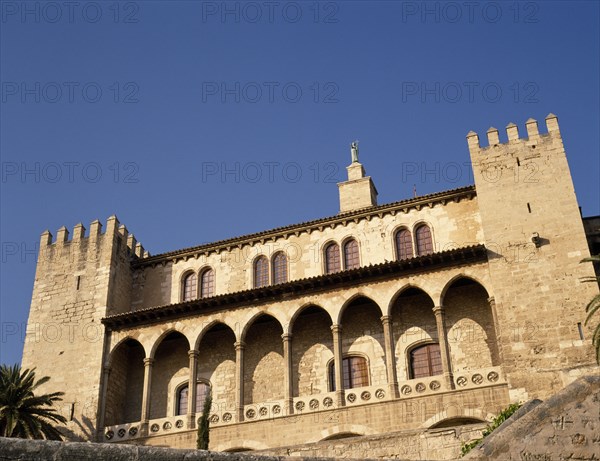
[0,364,66,440]
[581,255,600,364]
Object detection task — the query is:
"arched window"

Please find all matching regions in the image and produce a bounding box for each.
[324,242,341,274]
[272,252,288,285]
[328,356,369,391]
[254,256,269,288]
[343,239,360,270]
[395,228,414,260]
[176,381,211,415]
[409,343,442,379]
[200,268,215,298]
[415,225,433,256]
[182,272,197,301]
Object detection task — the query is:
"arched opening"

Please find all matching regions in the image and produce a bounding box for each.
[182,271,197,301]
[443,277,500,370]
[150,331,190,419]
[322,432,363,441]
[200,268,215,298]
[391,287,437,382]
[176,381,211,416]
[338,296,386,389]
[415,224,433,256]
[324,242,341,274]
[197,322,236,415]
[254,256,269,288]
[290,305,333,397]
[104,339,145,426]
[395,228,414,260]
[429,417,486,429]
[328,355,369,391]
[272,252,288,284]
[343,239,360,270]
[408,343,442,379]
[244,314,284,405]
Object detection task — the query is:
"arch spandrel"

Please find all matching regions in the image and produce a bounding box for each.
[240,311,285,343]
[194,319,238,350]
[106,335,147,368]
[288,302,333,335]
[148,327,192,359]
[440,272,493,305]
[387,283,436,317]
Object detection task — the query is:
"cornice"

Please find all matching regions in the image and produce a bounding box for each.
[104,243,487,329]
[133,185,476,269]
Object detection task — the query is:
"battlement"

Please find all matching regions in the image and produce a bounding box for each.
[39,215,149,259]
[466,113,560,152]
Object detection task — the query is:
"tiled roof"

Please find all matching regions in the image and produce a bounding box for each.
[104,243,487,329]
[134,185,476,267]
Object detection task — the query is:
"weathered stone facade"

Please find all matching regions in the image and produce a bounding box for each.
[21,114,599,458]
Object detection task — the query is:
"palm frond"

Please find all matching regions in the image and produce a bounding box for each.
[0,364,66,440]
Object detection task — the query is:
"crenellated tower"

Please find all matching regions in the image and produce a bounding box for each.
[21,216,147,440]
[467,114,599,401]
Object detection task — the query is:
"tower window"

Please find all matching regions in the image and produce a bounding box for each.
[272,252,288,284]
[343,239,360,270]
[200,268,215,298]
[415,225,433,256]
[395,228,414,260]
[324,242,341,274]
[182,272,197,302]
[254,256,269,288]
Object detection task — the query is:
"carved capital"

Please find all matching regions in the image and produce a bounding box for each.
[234,341,246,351]
[432,305,445,316]
[330,324,342,335]
[143,357,154,367]
[188,349,199,359]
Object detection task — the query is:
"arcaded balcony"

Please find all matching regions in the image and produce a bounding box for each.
[101,272,506,447]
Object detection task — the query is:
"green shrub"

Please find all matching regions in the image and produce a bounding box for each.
[460,402,522,456]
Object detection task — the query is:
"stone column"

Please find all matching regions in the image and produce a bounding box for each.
[97,365,111,439]
[487,296,504,364]
[234,341,245,422]
[381,316,399,398]
[433,306,454,390]
[187,350,199,429]
[331,324,345,407]
[140,357,154,436]
[282,333,294,414]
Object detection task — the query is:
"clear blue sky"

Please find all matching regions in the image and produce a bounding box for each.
[1,1,599,366]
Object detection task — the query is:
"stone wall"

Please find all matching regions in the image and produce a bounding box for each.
[21,216,138,440]
[257,425,487,460]
[0,437,393,461]
[130,195,483,310]
[468,116,600,401]
[464,375,600,460]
